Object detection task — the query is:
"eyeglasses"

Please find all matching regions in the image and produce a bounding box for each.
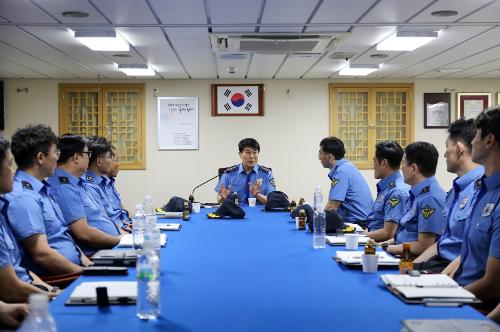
[56,149,61,158]
[80,151,92,158]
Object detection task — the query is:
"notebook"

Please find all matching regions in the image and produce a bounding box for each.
[91,249,138,266]
[156,211,183,219]
[117,233,167,247]
[380,274,479,304]
[335,251,400,266]
[326,234,370,246]
[157,223,181,231]
[66,281,137,305]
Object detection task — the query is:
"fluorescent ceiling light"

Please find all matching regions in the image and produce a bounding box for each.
[73,29,129,51]
[377,31,438,51]
[118,64,155,76]
[339,64,380,76]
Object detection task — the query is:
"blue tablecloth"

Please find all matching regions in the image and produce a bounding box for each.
[50,207,486,331]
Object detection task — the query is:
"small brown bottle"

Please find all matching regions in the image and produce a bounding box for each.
[182,201,190,221]
[290,200,297,210]
[364,239,376,255]
[298,209,307,230]
[399,243,414,274]
[233,192,239,205]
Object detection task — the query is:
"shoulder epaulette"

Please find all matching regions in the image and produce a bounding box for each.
[21,181,33,190]
[224,165,238,173]
[85,175,94,182]
[420,186,430,195]
[58,176,70,184]
[258,165,272,173]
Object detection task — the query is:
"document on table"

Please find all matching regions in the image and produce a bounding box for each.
[118,233,167,247]
[326,234,370,245]
[67,281,137,305]
[335,251,400,266]
[157,223,182,231]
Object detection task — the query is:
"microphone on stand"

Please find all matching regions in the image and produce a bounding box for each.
[189,174,220,204]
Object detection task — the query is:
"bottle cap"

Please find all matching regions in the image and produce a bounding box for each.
[29,293,49,310]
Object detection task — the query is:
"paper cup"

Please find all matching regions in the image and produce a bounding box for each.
[192,202,201,213]
[362,254,379,273]
[295,217,300,229]
[345,234,360,250]
[248,197,257,207]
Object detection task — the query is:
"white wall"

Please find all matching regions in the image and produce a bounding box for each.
[3,78,500,210]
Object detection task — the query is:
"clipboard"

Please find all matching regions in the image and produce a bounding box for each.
[66,281,137,306]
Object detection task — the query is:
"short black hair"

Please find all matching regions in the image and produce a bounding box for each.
[11,125,58,170]
[320,137,345,160]
[375,141,404,169]
[87,136,111,164]
[448,118,476,152]
[475,105,500,147]
[58,134,88,164]
[238,138,260,153]
[404,141,439,177]
[0,137,11,166]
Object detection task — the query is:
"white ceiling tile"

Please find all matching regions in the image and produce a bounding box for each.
[0,68,22,78]
[305,26,351,32]
[148,0,207,24]
[446,58,500,78]
[311,0,377,24]
[334,26,395,54]
[209,0,261,24]
[275,54,320,78]
[459,1,500,22]
[260,0,317,33]
[164,27,216,78]
[361,0,434,23]
[90,0,157,24]
[0,0,57,23]
[439,45,500,72]
[302,57,345,78]
[410,0,493,23]
[471,70,500,79]
[118,27,188,79]
[0,17,7,23]
[32,0,107,24]
[0,57,47,78]
[247,53,286,79]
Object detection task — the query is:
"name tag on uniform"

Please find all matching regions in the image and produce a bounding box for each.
[459,197,468,209]
[482,203,495,217]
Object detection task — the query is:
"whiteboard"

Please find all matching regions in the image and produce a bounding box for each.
[157,97,198,150]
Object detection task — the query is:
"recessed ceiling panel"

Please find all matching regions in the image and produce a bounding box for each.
[361,0,433,23]
[459,1,500,22]
[0,0,57,23]
[148,0,207,24]
[302,57,346,78]
[410,0,493,23]
[247,53,286,79]
[210,0,261,32]
[0,57,47,78]
[90,0,157,24]
[33,0,107,24]
[260,0,317,33]
[0,67,22,78]
[447,58,500,78]
[334,26,395,53]
[311,0,377,24]
[275,54,320,79]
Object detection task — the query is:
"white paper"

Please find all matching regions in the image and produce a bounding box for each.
[426,102,449,126]
[155,211,183,219]
[380,274,459,288]
[396,286,476,300]
[326,234,370,245]
[158,97,198,150]
[156,223,181,231]
[70,281,137,300]
[335,251,400,265]
[118,233,167,247]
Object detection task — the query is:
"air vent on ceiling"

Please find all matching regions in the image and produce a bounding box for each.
[218,53,250,60]
[210,33,351,54]
[329,52,357,60]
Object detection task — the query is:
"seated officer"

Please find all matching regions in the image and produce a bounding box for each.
[47,134,120,256]
[414,119,483,272]
[102,146,130,226]
[444,106,500,303]
[364,141,410,242]
[318,137,373,226]
[385,142,446,256]
[215,138,275,205]
[0,138,52,302]
[85,137,128,233]
[5,125,84,277]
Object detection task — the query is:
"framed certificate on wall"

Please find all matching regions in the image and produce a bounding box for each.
[424,93,450,129]
[457,93,491,120]
[211,84,264,116]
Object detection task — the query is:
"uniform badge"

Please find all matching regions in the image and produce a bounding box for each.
[421,205,435,219]
[331,178,339,187]
[21,181,33,190]
[388,197,400,208]
[377,194,385,203]
[459,197,468,209]
[421,186,430,194]
[475,179,482,190]
[86,175,94,182]
[388,181,396,188]
[58,176,70,184]
[269,178,276,187]
[482,203,495,217]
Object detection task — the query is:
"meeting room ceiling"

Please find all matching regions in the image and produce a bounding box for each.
[1,0,500,80]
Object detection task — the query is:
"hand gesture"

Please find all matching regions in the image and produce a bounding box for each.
[249,178,263,196]
[219,184,231,200]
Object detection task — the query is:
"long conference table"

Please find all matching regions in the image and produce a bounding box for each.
[50,207,487,331]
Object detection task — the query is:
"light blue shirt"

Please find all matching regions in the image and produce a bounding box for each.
[102,176,129,223]
[367,171,410,231]
[395,176,446,244]
[214,164,276,205]
[48,168,120,256]
[328,159,373,223]
[5,171,81,275]
[456,172,500,286]
[438,166,484,261]
[85,171,123,228]
[0,197,32,283]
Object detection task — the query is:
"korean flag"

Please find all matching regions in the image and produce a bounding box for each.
[217,86,259,114]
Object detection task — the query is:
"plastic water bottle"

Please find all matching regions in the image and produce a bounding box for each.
[144,195,154,216]
[313,186,323,211]
[18,294,57,332]
[145,215,162,255]
[132,203,145,250]
[313,204,326,249]
[136,235,161,320]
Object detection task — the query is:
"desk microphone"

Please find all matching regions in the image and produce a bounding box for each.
[190,174,220,203]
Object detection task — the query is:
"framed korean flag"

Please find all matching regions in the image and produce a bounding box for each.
[211,84,264,116]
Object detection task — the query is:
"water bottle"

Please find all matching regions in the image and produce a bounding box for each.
[18,294,57,332]
[313,204,326,249]
[132,203,145,250]
[145,215,162,255]
[313,186,323,211]
[136,236,161,320]
[144,195,154,216]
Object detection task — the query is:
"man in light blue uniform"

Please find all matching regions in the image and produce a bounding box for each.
[215,138,276,205]
[318,137,373,226]
[5,125,83,277]
[445,106,500,304]
[365,141,410,242]
[0,138,50,303]
[414,119,483,272]
[386,142,446,257]
[47,134,120,256]
[103,146,130,226]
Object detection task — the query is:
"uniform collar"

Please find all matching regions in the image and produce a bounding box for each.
[0,196,8,210]
[15,170,44,193]
[483,171,500,190]
[332,158,346,171]
[410,176,436,197]
[453,166,484,191]
[86,171,104,185]
[55,167,80,186]
[238,163,258,174]
[377,171,402,193]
